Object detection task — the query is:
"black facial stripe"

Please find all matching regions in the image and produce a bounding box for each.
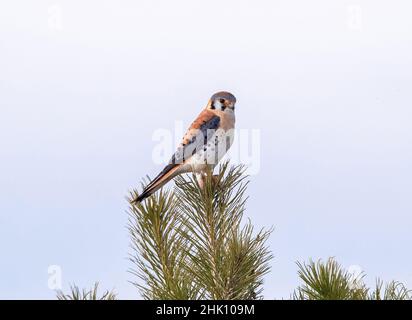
[210,102,216,110]
[221,105,226,111]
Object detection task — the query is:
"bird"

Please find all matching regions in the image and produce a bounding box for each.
[132,91,237,203]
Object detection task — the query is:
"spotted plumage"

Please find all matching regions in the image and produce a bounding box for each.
[132,91,237,203]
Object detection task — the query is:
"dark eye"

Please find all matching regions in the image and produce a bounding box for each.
[219,98,225,104]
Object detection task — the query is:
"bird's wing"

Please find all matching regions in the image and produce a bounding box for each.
[172,109,221,165]
[133,110,220,203]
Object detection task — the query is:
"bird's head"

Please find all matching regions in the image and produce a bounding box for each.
[207,91,236,113]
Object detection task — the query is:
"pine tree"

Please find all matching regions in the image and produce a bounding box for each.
[293,258,411,300]
[128,162,273,300]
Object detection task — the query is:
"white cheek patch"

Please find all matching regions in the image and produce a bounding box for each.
[213,100,222,111]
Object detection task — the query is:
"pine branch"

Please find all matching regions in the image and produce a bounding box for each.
[56,282,116,300]
[129,161,273,300]
[128,188,201,300]
[371,279,411,300]
[174,162,272,299]
[293,258,411,300]
[293,258,368,300]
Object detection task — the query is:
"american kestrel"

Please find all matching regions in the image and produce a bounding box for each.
[132,91,237,203]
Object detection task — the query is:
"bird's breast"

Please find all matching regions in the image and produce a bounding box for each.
[217,111,236,131]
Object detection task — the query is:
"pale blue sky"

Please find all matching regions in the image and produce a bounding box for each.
[1,0,411,299]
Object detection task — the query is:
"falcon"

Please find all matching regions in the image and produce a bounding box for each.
[132,91,237,203]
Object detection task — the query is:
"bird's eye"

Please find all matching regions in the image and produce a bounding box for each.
[219,99,225,104]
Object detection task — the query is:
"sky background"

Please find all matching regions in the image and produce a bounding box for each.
[1,0,411,299]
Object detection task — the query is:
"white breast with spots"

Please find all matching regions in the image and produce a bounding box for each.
[184,128,235,172]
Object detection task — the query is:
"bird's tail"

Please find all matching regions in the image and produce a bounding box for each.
[131,164,179,204]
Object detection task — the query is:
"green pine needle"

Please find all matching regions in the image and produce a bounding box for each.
[128,161,273,300]
[293,258,411,300]
[56,282,116,300]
